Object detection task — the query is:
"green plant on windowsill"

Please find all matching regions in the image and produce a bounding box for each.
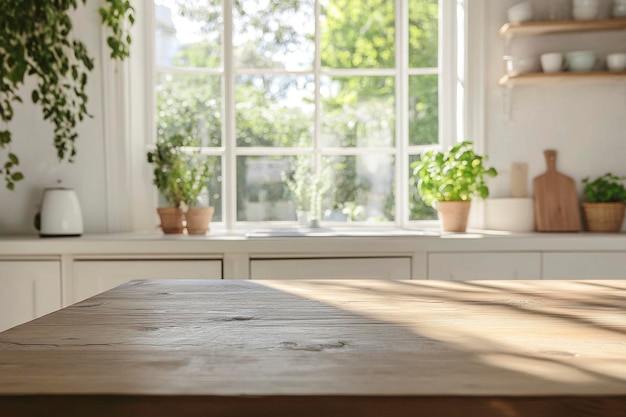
[147,140,212,210]
[0,0,134,190]
[410,141,497,232]
[282,157,332,225]
[411,141,497,206]
[582,173,626,203]
[147,136,213,234]
[282,157,313,213]
[581,173,626,233]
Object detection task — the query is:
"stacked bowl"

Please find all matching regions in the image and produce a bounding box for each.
[573,0,600,20]
[615,0,626,18]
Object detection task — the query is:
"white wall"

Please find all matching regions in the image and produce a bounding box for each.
[1,0,625,234]
[483,0,626,202]
[0,1,109,235]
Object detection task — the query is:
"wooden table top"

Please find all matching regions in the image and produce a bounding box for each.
[1,279,625,417]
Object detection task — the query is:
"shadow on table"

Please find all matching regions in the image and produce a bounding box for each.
[1,278,625,417]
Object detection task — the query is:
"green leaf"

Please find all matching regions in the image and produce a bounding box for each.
[8,153,19,165]
[11,172,24,181]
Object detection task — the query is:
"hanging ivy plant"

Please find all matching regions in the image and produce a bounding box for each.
[0,0,134,190]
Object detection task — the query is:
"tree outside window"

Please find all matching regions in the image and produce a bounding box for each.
[154,0,440,225]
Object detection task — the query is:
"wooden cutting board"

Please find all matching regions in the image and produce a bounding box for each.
[533,150,581,232]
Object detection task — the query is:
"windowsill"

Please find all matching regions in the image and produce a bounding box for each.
[2,228,625,241]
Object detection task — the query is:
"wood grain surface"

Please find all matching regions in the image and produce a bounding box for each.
[534,150,582,232]
[1,279,625,417]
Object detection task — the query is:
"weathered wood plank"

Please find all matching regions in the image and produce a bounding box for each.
[0,279,625,417]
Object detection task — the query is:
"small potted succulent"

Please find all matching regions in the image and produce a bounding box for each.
[581,173,626,232]
[411,141,497,232]
[147,137,213,235]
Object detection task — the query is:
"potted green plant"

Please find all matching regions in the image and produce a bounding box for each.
[182,153,215,235]
[147,138,213,235]
[581,173,626,232]
[282,157,332,227]
[411,141,497,232]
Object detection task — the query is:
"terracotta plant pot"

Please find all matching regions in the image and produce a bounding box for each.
[582,202,625,232]
[436,201,471,232]
[157,207,184,234]
[185,207,215,235]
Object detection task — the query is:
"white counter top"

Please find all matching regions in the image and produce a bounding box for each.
[1,229,625,256]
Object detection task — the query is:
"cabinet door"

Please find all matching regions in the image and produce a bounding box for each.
[72,260,222,303]
[543,252,626,279]
[428,252,541,280]
[0,261,61,332]
[250,257,411,279]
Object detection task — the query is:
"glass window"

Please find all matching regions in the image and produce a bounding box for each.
[153,0,449,228]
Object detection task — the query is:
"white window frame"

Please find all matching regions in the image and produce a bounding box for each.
[115,0,466,233]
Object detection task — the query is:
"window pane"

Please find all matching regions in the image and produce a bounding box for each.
[321,76,395,147]
[322,155,395,222]
[236,75,314,147]
[154,0,222,69]
[156,72,222,147]
[237,156,296,221]
[321,0,395,69]
[409,154,437,221]
[408,75,438,146]
[205,156,223,222]
[234,0,314,70]
[409,0,438,68]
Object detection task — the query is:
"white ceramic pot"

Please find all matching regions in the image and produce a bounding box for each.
[485,198,534,232]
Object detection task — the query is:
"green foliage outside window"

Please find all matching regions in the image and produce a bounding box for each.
[156,0,440,221]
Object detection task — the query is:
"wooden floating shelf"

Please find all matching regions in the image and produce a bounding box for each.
[499,72,626,86]
[499,18,626,37]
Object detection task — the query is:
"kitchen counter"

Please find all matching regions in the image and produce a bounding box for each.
[2,230,626,332]
[1,229,626,255]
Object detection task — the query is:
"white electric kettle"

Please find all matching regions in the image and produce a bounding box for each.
[35,188,83,237]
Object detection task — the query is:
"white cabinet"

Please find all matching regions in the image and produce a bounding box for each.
[0,260,62,332]
[72,259,222,303]
[250,257,412,280]
[428,252,541,280]
[543,252,626,279]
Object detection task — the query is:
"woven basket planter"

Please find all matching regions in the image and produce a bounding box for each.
[582,202,625,232]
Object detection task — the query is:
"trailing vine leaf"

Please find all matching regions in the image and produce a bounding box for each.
[99,0,135,60]
[0,0,134,190]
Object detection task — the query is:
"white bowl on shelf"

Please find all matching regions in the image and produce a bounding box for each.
[573,6,600,20]
[573,0,599,6]
[504,56,538,75]
[541,52,566,73]
[614,3,626,17]
[507,2,533,23]
[607,53,626,71]
[566,50,597,72]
